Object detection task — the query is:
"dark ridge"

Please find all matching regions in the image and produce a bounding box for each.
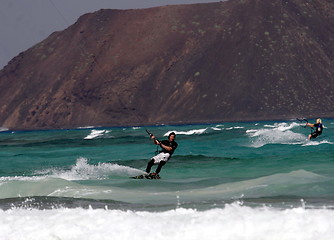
[1,0,334,130]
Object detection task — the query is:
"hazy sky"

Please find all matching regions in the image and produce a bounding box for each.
[0,0,219,69]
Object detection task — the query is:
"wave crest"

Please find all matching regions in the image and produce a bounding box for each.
[44,157,145,180]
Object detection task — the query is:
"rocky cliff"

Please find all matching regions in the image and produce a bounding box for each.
[1,0,334,130]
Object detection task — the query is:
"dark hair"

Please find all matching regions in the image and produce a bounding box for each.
[168,132,176,138]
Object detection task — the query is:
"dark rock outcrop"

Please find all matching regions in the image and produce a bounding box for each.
[1,0,334,130]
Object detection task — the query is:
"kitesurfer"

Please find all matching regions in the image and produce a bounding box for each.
[145,132,178,177]
[306,118,323,140]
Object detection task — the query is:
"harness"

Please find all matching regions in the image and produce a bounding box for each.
[315,123,323,134]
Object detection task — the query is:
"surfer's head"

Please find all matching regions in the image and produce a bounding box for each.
[316,118,322,124]
[168,132,176,140]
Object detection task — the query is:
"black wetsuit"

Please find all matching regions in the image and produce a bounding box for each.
[159,140,178,155]
[310,123,323,139]
[146,140,178,174]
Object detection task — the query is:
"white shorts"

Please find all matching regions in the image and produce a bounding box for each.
[152,152,171,164]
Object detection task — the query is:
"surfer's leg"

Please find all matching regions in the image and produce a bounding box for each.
[155,161,166,174]
[309,132,319,140]
[146,159,155,173]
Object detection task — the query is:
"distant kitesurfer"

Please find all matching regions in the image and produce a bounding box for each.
[145,132,178,178]
[306,118,323,140]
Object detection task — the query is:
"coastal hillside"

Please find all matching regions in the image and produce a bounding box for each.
[1,0,334,130]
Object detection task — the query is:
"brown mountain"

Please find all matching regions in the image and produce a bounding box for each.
[1,0,334,130]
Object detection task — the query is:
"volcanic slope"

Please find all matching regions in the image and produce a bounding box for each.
[1,0,334,130]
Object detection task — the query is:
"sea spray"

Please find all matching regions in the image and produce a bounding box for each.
[1,204,334,240]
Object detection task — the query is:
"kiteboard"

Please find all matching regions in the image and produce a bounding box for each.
[131,173,161,179]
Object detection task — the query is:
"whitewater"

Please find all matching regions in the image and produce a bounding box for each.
[0,119,333,239]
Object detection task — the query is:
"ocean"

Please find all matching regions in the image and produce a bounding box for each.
[0,119,333,239]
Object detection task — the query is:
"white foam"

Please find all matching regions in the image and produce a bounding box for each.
[247,122,306,148]
[0,175,47,182]
[225,126,245,130]
[84,130,110,139]
[47,157,144,180]
[0,158,146,200]
[1,204,334,240]
[77,126,97,129]
[211,126,244,131]
[302,140,333,147]
[1,158,144,182]
[164,128,207,136]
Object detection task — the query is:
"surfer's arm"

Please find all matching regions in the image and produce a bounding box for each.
[151,135,161,145]
[159,143,172,151]
[150,136,172,151]
[306,123,315,127]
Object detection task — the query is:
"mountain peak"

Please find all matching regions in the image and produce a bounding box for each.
[1,0,334,130]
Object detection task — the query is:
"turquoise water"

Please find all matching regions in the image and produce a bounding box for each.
[0,119,333,211]
[1,119,334,239]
